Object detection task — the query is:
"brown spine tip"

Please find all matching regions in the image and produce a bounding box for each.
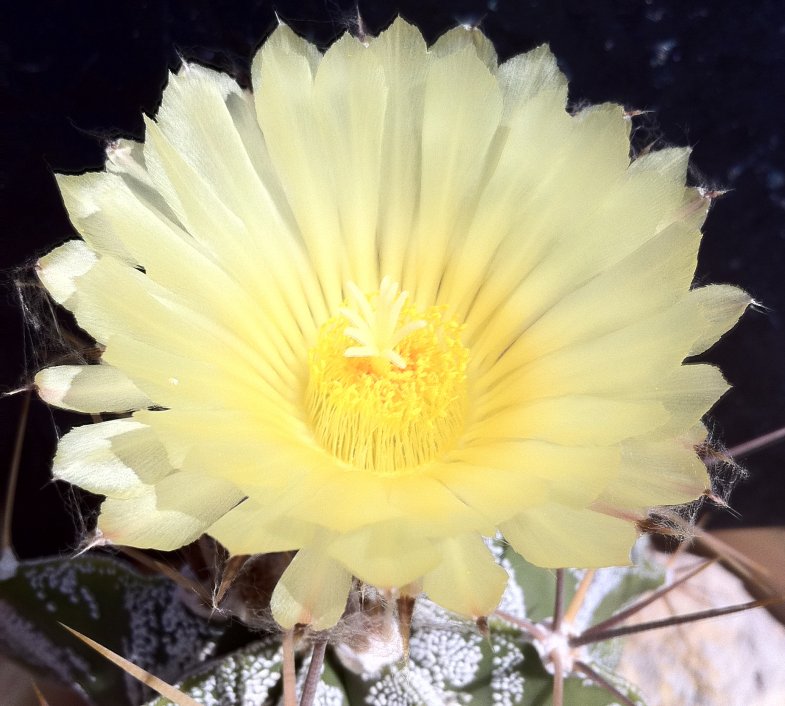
[214,554,250,607]
[396,594,416,662]
[476,615,490,640]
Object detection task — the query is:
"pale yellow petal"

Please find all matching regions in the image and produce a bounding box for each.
[272,468,491,537]
[35,364,150,414]
[103,334,299,417]
[501,506,637,568]
[312,33,385,290]
[154,64,281,228]
[64,170,307,366]
[270,540,353,630]
[474,291,718,414]
[222,88,296,225]
[55,174,137,263]
[444,442,621,510]
[406,44,503,307]
[689,284,752,355]
[430,25,497,69]
[133,408,311,472]
[429,460,550,522]
[62,253,177,345]
[457,107,643,344]
[600,437,708,510]
[382,474,493,535]
[465,148,688,359]
[368,17,428,285]
[53,419,170,498]
[327,520,440,588]
[152,63,323,333]
[219,95,331,331]
[465,397,669,446]
[144,113,325,349]
[423,534,508,617]
[282,471,403,533]
[77,145,186,248]
[37,239,98,304]
[629,146,690,187]
[467,192,684,370]
[476,220,700,383]
[183,440,323,509]
[102,137,193,236]
[630,147,712,231]
[105,138,156,187]
[496,44,567,122]
[207,500,317,555]
[251,24,347,313]
[131,413,329,521]
[72,257,299,402]
[437,85,571,321]
[98,472,244,550]
[640,364,730,437]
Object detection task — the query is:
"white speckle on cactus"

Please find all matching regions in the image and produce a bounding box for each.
[410,599,484,688]
[28,562,101,620]
[490,671,525,706]
[183,641,282,706]
[359,598,482,704]
[313,681,347,706]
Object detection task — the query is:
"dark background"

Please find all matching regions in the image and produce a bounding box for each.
[2,0,784,558]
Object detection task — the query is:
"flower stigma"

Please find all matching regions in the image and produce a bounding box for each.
[306,277,469,476]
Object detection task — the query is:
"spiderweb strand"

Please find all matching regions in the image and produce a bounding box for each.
[2,388,31,554]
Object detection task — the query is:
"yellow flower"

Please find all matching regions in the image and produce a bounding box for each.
[36,19,748,630]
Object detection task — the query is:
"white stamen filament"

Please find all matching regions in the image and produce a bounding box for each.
[341,277,426,369]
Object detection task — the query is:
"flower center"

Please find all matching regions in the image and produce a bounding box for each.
[306,277,469,475]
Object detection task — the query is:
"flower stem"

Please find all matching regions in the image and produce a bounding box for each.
[492,610,547,641]
[282,629,296,706]
[552,569,565,632]
[551,649,564,706]
[299,635,327,706]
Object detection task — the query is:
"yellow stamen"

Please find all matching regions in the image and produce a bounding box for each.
[306,278,469,475]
